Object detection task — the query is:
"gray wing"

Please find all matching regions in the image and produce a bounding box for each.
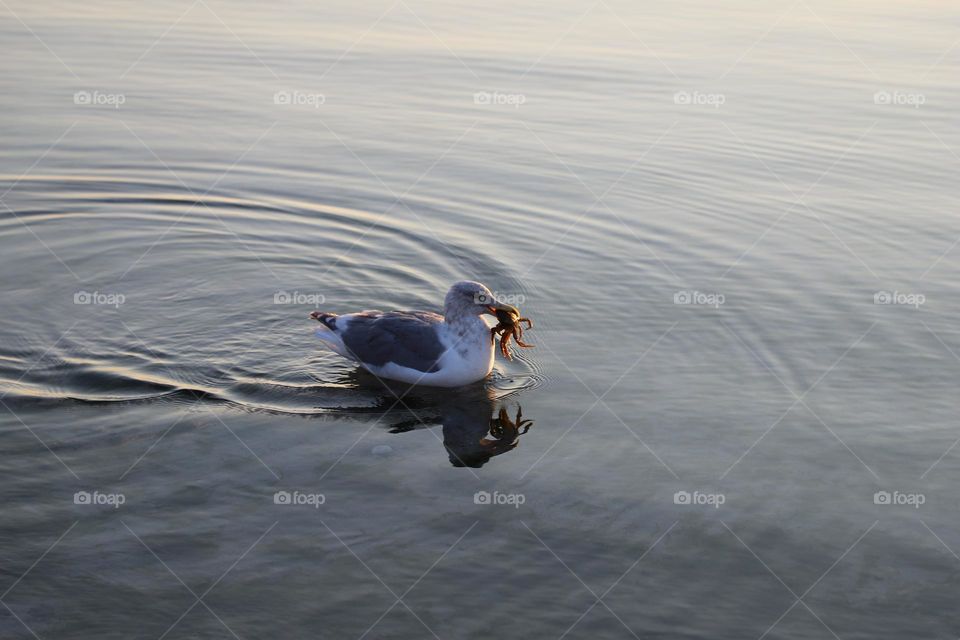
[339,311,446,373]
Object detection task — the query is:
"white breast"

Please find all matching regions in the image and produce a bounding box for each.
[433,318,495,386]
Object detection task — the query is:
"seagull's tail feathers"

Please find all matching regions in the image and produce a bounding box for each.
[309,311,353,360]
[309,310,339,330]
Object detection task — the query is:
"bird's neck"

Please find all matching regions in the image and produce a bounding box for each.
[445,311,488,334]
[443,300,483,325]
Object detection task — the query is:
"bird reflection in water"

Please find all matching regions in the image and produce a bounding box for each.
[329,369,535,468]
[385,398,533,468]
[443,404,533,468]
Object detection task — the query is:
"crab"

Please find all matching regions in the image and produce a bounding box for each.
[478,406,534,455]
[490,308,534,360]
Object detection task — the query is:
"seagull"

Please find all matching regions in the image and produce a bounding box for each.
[310,281,520,387]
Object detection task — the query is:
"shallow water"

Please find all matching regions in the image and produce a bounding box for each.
[2,1,959,638]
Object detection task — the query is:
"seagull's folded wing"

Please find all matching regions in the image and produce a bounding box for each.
[338,311,446,373]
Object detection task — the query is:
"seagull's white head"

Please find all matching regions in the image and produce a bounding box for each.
[443,281,518,322]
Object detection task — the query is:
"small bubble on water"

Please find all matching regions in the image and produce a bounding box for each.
[372,445,393,456]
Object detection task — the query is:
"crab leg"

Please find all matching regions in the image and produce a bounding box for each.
[500,331,513,359]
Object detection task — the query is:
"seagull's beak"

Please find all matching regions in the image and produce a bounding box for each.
[484,301,519,317]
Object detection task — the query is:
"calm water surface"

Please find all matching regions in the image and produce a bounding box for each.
[2,1,959,638]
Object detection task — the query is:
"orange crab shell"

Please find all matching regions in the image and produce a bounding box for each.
[490,312,534,360]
